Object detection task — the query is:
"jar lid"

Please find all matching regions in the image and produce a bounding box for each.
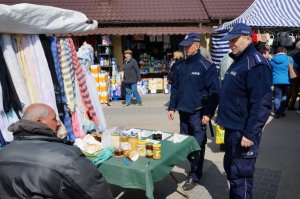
[138,140,147,145]
[153,143,161,148]
[111,132,120,136]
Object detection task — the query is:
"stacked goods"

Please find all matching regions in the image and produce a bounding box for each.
[99,72,110,103]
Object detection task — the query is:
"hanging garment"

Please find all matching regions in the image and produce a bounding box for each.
[49,37,75,141]
[0,130,7,147]
[29,35,59,114]
[57,38,75,112]
[73,75,96,134]
[39,34,64,116]
[14,35,41,103]
[82,65,107,132]
[0,83,12,142]
[67,37,99,126]
[0,34,30,108]
[0,45,22,116]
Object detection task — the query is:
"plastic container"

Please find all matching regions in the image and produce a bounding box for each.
[137,140,147,156]
[153,143,161,160]
[128,133,138,151]
[146,142,153,158]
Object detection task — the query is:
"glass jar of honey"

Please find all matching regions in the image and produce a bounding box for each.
[120,134,129,155]
[111,132,120,150]
[146,142,153,158]
[152,143,161,160]
[137,140,147,156]
[128,133,138,151]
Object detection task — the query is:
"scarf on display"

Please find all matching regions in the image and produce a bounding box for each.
[39,34,64,116]
[0,45,22,116]
[68,38,99,126]
[0,34,30,107]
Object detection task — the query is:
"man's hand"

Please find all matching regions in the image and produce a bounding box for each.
[201,115,210,125]
[241,136,254,147]
[168,111,175,120]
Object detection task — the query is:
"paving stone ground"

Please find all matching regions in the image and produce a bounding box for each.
[102,94,300,199]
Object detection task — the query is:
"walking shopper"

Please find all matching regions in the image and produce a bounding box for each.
[270,47,295,118]
[0,103,113,199]
[167,32,220,190]
[123,49,142,106]
[287,41,300,111]
[217,23,272,199]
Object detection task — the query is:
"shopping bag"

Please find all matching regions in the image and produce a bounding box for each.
[215,124,225,144]
[288,57,298,79]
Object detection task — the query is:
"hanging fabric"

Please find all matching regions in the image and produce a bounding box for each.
[39,34,64,117]
[67,38,99,126]
[0,45,22,116]
[0,34,30,108]
[49,37,74,141]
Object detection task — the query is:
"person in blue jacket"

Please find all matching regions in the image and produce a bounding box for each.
[270,46,296,118]
[167,33,220,189]
[217,23,272,199]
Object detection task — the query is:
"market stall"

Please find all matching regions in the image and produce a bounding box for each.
[211,0,300,68]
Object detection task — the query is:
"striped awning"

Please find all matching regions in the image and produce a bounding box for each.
[216,0,300,31]
[211,0,300,67]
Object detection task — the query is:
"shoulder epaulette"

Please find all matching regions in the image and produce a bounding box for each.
[200,58,214,70]
[247,52,270,70]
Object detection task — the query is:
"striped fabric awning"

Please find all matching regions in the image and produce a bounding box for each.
[211,0,300,67]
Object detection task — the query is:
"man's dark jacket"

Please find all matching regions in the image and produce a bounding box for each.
[123,58,141,83]
[217,43,272,143]
[168,51,220,118]
[0,119,113,199]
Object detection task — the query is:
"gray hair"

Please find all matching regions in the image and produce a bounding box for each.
[22,104,50,120]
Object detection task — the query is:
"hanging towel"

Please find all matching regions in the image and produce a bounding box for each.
[49,37,75,141]
[57,38,75,112]
[0,45,22,116]
[0,34,30,108]
[67,37,99,126]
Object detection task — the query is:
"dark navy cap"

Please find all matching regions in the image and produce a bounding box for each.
[179,32,201,46]
[221,23,252,41]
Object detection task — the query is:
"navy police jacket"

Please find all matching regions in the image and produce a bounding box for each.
[168,51,220,118]
[216,43,272,142]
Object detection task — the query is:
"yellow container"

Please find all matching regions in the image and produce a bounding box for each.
[128,134,138,151]
[216,125,225,144]
[152,143,161,160]
[137,140,147,156]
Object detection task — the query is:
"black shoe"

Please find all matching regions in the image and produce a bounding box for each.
[273,113,280,119]
[280,113,286,117]
[182,178,198,191]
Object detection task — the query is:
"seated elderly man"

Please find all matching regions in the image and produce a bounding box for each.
[0,103,113,199]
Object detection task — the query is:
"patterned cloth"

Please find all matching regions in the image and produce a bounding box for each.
[67,37,99,126]
[49,37,75,141]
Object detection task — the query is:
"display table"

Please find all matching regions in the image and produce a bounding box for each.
[89,133,200,199]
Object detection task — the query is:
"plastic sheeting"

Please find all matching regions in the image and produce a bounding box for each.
[0,3,98,34]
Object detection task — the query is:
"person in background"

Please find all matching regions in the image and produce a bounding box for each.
[123,49,142,106]
[0,103,113,199]
[217,23,272,199]
[287,41,300,112]
[219,50,234,81]
[167,51,184,94]
[270,47,295,118]
[168,32,219,190]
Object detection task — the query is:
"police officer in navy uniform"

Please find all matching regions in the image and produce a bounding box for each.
[168,33,220,189]
[217,23,272,199]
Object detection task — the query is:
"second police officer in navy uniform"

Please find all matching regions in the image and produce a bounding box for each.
[168,33,220,189]
[217,23,272,199]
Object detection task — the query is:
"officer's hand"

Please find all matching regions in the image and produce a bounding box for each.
[241,136,254,147]
[168,111,175,120]
[202,115,210,125]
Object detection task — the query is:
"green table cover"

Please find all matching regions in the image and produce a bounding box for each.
[89,133,200,199]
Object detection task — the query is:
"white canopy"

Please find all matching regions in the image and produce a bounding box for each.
[0,3,98,34]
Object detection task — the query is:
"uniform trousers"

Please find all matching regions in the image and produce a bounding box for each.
[224,128,261,199]
[179,111,206,181]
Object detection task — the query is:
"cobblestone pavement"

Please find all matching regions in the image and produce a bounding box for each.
[102,94,300,199]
